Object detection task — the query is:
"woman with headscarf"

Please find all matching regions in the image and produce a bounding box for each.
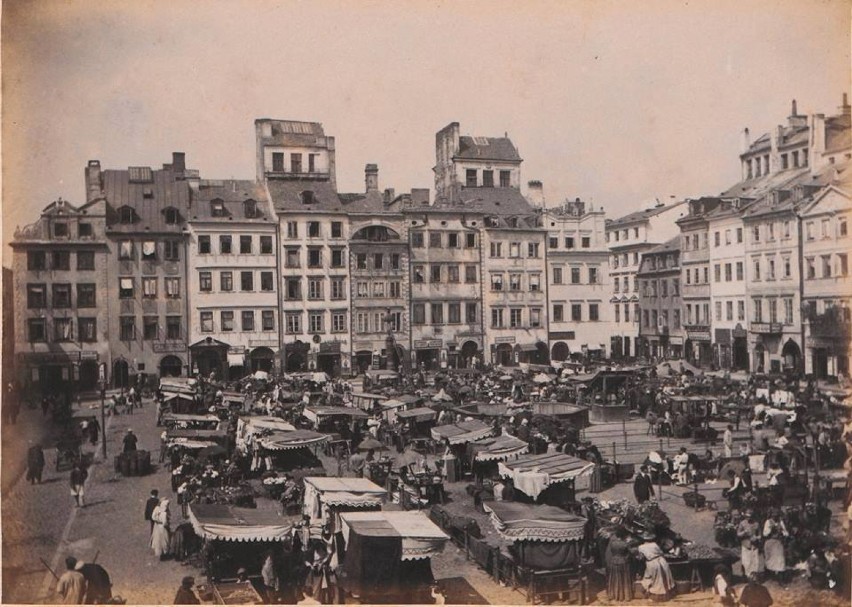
[736,512,764,579]
[762,510,788,582]
[604,527,633,602]
[637,532,675,601]
[151,498,172,560]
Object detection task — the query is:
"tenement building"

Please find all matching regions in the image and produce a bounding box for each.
[637,237,684,359]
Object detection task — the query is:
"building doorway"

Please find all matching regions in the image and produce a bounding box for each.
[754,344,766,373]
[781,339,802,373]
[495,344,513,367]
[113,359,130,389]
[551,342,569,362]
[812,348,829,379]
[249,347,275,373]
[159,355,183,378]
[733,337,749,371]
[79,360,99,391]
[415,349,440,371]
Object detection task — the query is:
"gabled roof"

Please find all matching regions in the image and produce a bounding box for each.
[189,180,273,223]
[457,136,521,162]
[446,187,534,215]
[607,200,686,228]
[647,236,681,255]
[103,165,190,233]
[741,160,852,220]
[267,179,343,213]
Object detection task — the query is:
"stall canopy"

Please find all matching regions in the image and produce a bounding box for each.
[159,377,197,395]
[498,453,595,499]
[257,429,328,451]
[303,406,369,424]
[239,416,296,434]
[395,407,438,423]
[431,420,493,445]
[340,511,448,561]
[365,370,399,381]
[471,435,529,462]
[160,413,221,428]
[303,477,386,508]
[484,502,586,542]
[188,503,292,542]
[167,428,228,442]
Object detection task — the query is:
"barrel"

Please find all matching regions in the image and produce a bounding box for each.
[119,454,131,476]
[137,450,151,475]
[129,451,139,476]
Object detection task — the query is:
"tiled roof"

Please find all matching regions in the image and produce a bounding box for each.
[266,179,343,213]
[102,166,190,233]
[647,236,681,255]
[719,168,807,200]
[450,187,534,215]
[825,115,852,153]
[607,200,686,228]
[456,136,521,162]
[741,160,852,219]
[189,180,273,223]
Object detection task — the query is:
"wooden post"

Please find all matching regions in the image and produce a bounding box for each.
[612,442,617,466]
[658,438,664,502]
[622,419,628,449]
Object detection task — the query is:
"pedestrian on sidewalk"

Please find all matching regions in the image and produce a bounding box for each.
[27,441,45,484]
[55,557,87,604]
[123,429,138,453]
[144,489,160,533]
[70,463,88,508]
[723,425,734,458]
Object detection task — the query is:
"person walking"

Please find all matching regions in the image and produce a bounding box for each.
[723,424,734,458]
[144,489,160,533]
[173,576,200,604]
[74,559,112,604]
[736,512,764,580]
[70,463,88,508]
[151,498,172,560]
[55,557,87,604]
[604,527,633,602]
[633,465,655,503]
[27,442,45,484]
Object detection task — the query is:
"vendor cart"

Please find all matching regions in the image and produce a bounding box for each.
[302,405,369,432]
[160,413,222,431]
[302,476,386,532]
[498,452,596,505]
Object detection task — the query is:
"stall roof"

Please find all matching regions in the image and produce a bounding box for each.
[166,428,228,440]
[340,511,448,561]
[258,429,328,451]
[364,370,399,380]
[498,453,596,499]
[472,435,529,462]
[188,503,292,542]
[240,416,296,433]
[161,413,220,424]
[395,407,437,422]
[303,406,370,423]
[162,393,196,403]
[484,502,586,543]
[431,420,494,445]
[304,476,386,507]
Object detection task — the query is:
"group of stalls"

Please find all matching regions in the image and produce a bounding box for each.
[235,416,329,483]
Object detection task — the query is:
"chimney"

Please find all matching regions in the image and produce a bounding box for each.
[769,125,783,174]
[740,127,751,154]
[788,100,808,128]
[841,92,850,115]
[411,188,431,206]
[85,160,102,202]
[810,113,826,173]
[527,180,544,208]
[382,188,395,206]
[172,152,186,174]
[365,164,379,193]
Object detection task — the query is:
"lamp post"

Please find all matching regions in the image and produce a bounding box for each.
[97,362,107,459]
[384,308,396,372]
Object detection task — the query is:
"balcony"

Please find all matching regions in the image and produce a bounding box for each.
[750,322,783,335]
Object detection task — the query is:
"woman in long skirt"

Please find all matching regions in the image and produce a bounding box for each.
[737,513,764,579]
[637,534,675,601]
[605,527,634,602]
[151,498,172,560]
[762,511,788,582]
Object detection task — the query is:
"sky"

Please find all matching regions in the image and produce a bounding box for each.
[2,0,850,261]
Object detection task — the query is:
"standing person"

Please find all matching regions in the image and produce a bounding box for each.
[723,425,734,458]
[27,442,45,484]
[712,564,736,606]
[70,463,88,508]
[674,447,690,485]
[123,429,138,453]
[305,541,335,604]
[56,557,87,604]
[75,559,112,604]
[762,510,789,583]
[144,489,160,533]
[127,387,136,415]
[736,512,764,580]
[604,527,633,602]
[151,498,172,560]
[261,552,279,603]
[87,418,100,446]
[173,576,200,604]
[637,533,675,601]
[633,465,655,504]
[349,450,365,478]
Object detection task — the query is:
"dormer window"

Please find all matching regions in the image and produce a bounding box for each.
[143,187,154,199]
[118,206,135,224]
[54,223,69,238]
[164,207,180,225]
[244,199,258,218]
[210,199,227,217]
[301,190,316,205]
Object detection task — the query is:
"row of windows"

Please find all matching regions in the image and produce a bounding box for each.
[749,256,793,282]
[410,231,477,249]
[117,240,181,262]
[117,277,182,299]
[284,221,343,239]
[271,152,320,174]
[552,303,599,323]
[614,303,641,324]
[489,307,542,329]
[642,254,677,271]
[548,236,592,249]
[200,310,275,333]
[613,276,638,293]
[198,234,274,255]
[284,310,347,335]
[751,297,795,325]
[745,149,807,179]
[642,309,681,330]
[27,283,96,309]
[805,253,849,279]
[488,241,541,259]
[685,266,711,286]
[27,250,95,271]
[49,222,95,239]
[489,272,542,292]
[641,278,681,298]
[354,281,403,298]
[413,264,478,285]
[355,311,402,334]
[606,227,640,243]
[551,266,598,286]
[118,315,183,341]
[198,271,274,294]
[711,300,747,323]
[464,169,512,188]
[284,247,348,269]
[805,217,848,241]
[353,253,402,271]
[411,302,479,326]
[685,303,712,326]
[708,261,748,283]
[206,200,259,220]
[611,251,641,269]
[27,317,100,342]
[282,277,347,301]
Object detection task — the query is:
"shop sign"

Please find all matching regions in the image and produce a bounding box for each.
[549,331,576,340]
[320,341,341,354]
[495,336,516,344]
[80,351,99,361]
[153,341,187,353]
[714,329,731,345]
[228,346,246,354]
[686,329,711,341]
[413,339,442,350]
[20,351,80,363]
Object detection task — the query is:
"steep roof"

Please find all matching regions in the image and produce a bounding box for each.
[102,166,190,233]
[189,180,274,223]
[647,236,681,255]
[607,200,687,228]
[267,179,344,213]
[826,114,852,153]
[719,167,807,200]
[741,160,852,220]
[456,136,521,162]
[449,187,534,215]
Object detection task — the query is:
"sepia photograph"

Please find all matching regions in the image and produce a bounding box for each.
[1,0,851,604]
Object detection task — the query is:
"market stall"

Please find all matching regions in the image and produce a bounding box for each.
[302,406,369,432]
[350,392,388,412]
[160,413,222,430]
[235,416,296,454]
[498,453,596,504]
[302,477,386,531]
[430,420,494,445]
[529,402,590,428]
[395,407,438,438]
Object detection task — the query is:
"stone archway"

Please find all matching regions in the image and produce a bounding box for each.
[113,359,130,389]
[551,342,570,362]
[781,339,802,373]
[159,355,183,378]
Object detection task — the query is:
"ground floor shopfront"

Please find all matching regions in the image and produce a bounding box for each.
[410,337,483,371]
[806,334,850,379]
[714,325,750,372]
[749,327,802,374]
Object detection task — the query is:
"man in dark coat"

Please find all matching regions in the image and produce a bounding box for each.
[633,465,655,504]
[123,429,138,453]
[144,489,160,533]
[174,576,200,604]
[27,443,46,484]
[75,560,112,604]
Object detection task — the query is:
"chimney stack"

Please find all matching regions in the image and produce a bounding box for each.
[740,127,751,154]
[365,164,379,193]
[788,100,808,128]
[85,160,102,202]
[810,113,826,173]
[172,152,186,173]
[411,188,431,206]
[527,180,544,208]
[840,92,850,115]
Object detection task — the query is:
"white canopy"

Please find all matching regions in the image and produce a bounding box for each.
[340,511,448,561]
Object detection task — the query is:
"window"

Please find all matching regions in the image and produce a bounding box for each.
[768,259,776,280]
[198,235,211,254]
[53,250,71,270]
[356,254,367,270]
[308,222,320,238]
[509,242,520,258]
[571,267,580,284]
[165,278,180,299]
[528,242,540,258]
[768,299,778,324]
[308,248,322,268]
[806,221,814,240]
[331,249,345,268]
[499,170,511,187]
[753,225,760,243]
[736,262,744,281]
[588,267,598,284]
[372,282,385,297]
[210,200,226,217]
[78,223,93,238]
[286,222,298,239]
[725,263,732,282]
[782,221,791,239]
[822,255,832,278]
[490,242,502,257]
[784,298,794,325]
[661,280,668,298]
[509,308,522,328]
[715,301,722,321]
[565,237,575,249]
[240,271,254,291]
[163,241,179,261]
[673,310,680,329]
[840,217,848,237]
[290,153,302,173]
[431,303,444,325]
[121,316,137,340]
[753,259,761,281]
[332,312,346,333]
[571,304,582,321]
[411,232,424,248]
[614,277,620,293]
[549,237,558,249]
[77,284,96,308]
[413,266,425,283]
[160,315,179,340]
[391,254,400,270]
[286,313,301,334]
[374,253,384,270]
[28,318,46,342]
[753,298,763,322]
[199,272,212,292]
[331,222,342,238]
[28,251,47,271]
[309,278,324,300]
[142,277,157,299]
[465,233,476,248]
[26,284,46,309]
[49,283,70,308]
[821,218,831,239]
[429,232,442,248]
[308,312,323,333]
[552,267,563,284]
[652,310,658,328]
[491,308,504,328]
[714,264,721,283]
[714,232,720,247]
[464,265,478,284]
[119,206,135,225]
[258,235,273,255]
[767,223,775,241]
[358,282,371,298]
[412,303,426,325]
[143,316,158,340]
[589,304,599,321]
[119,278,135,298]
[331,278,345,300]
[552,303,564,322]
[220,271,233,292]
[724,229,731,245]
[447,302,461,324]
[390,281,401,297]
[141,241,157,260]
[242,311,255,332]
[582,237,590,248]
[806,257,815,279]
[530,273,541,291]
[738,300,745,321]
[481,170,494,187]
[509,274,521,291]
[686,271,691,285]
[466,169,477,187]
[614,305,620,323]
[75,317,96,342]
[235,235,250,254]
[260,271,274,292]
[491,274,503,291]
[673,279,680,296]
[430,264,441,283]
[272,152,284,172]
[308,154,317,172]
[72,250,95,271]
[447,265,460,283]
[839,253,849,276]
